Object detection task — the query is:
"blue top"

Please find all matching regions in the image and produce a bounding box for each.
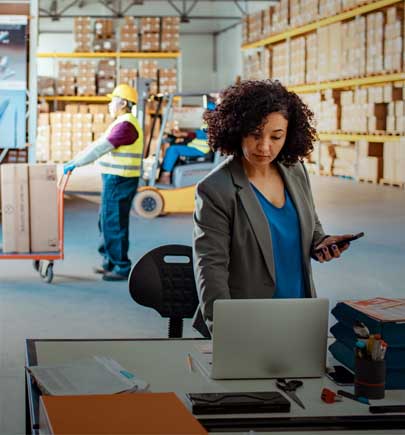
[252,184,305,299]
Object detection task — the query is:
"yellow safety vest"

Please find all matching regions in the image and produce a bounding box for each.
[98,113,144,177]
[188,138,210,153]
[188,125,210,154]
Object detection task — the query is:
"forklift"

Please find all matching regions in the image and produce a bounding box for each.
[133,92,223,218]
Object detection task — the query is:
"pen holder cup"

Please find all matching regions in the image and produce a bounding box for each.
[354,357,385,399]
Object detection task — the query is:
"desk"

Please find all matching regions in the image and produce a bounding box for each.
[25,338,405,434]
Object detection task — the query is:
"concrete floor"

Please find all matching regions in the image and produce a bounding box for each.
[0,175,404,434]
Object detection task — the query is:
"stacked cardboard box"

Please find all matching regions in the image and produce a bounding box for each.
[319,0,341,18]
[300,91,340,132]
[97,60,116,95]
[383,141,405,182]
[317,23,342,81]
[243,50,270,80]
[161,17,180,52]
[340,90,366,132]
[341,17,366,78]
[36,104,115,163]
[290,37,305,85]
[387,99,405,134]
[319,144,336,175]
[290,0,317,27]
[74,17,92,52]
[272,0,288,34]
[141,17,161,52]
[317,27,329,82]
[38,76,55,96]
[71,112,93,157]
[76,61,96,96]
[384,6,403,72]
[36,114,51,162]
[342,0,370,10]
[262,6,274,38]
[159,68,177,94]
[0,163,58,253]
[366,12,384,74]
[92,113,106,141]
[120,16,139,52]
[300,0,318,25]
[242,16,249,44]
[306,33,318,83]
[328,23,342,80]
[56,62,75,96]
[333,144,357,178]
[93,19,116,52]
[247,11,263,43]
[50,112,72,162]
[120,68,137,87]
[139,60,158,94]
[271,42,288,84]
[358,141,383,182]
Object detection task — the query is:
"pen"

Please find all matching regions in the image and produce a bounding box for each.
[186,353,194,373]
[355,340,367,359]
[337,389,369,405]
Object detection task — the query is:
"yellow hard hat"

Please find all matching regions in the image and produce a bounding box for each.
[107,84,138,103]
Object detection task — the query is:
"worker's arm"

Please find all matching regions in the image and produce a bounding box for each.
[71,136,114,167]
[64,121,138,173]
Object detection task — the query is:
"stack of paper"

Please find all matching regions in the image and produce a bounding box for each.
[26,356,149,395]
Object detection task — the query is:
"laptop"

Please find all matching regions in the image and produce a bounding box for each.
[208,298,329,380]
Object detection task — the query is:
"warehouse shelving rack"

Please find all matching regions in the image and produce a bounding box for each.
[241,0,405,185]
[37,50,182,103]
[242,0,403,50]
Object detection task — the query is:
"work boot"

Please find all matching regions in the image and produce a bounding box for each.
[159,171,171,184]
[102,271,128,281]
[93,266,108,274]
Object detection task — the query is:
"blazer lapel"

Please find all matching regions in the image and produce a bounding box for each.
[277,162,312,258]
[229,157,276,281]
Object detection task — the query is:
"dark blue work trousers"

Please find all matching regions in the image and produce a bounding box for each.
[98,173,139,277]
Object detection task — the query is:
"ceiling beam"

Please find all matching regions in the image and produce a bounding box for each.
[39,13,242,19]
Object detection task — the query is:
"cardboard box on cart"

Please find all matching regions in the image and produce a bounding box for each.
[29,164,59,253]
[1,164,30,253]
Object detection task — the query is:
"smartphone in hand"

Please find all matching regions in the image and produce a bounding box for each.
[315,232,364,255]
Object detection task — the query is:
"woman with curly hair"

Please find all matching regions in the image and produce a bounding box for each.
[192,80,353,335]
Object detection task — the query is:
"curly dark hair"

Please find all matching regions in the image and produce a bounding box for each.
[203,80,317,166]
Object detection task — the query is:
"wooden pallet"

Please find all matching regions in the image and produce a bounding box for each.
[379,179,405,189]
[358,177,378,184]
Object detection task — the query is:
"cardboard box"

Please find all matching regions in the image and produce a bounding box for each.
[28,164,59,253]
[1,164,30,253]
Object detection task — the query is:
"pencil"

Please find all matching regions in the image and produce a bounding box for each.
[186,353,194,372]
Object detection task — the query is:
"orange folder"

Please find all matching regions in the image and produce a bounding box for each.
[39,392,208,434]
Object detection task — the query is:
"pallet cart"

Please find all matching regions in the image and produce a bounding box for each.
[0,173,70,283]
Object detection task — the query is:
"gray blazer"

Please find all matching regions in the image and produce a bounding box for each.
[192,156,326,335]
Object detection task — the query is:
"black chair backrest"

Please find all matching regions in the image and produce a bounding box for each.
[128,244,199,338]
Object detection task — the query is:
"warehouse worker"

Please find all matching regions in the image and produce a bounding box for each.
[63,84,143,281]
[159,103,215,184]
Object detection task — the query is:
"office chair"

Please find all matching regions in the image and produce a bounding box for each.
[128,244,199,338]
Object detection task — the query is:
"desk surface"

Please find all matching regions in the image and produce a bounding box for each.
[26,338,405,434]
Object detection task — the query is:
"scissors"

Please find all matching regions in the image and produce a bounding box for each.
[276,378,305,409]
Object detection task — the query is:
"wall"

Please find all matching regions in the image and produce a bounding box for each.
[37,29,215,93]
[216,24,242,90]
[180,34,215,92]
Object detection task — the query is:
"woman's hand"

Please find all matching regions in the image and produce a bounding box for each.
[314,235,352,263]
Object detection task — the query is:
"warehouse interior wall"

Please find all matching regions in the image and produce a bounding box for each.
[216,25,242,90]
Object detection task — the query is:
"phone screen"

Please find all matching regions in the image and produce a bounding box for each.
[326,365,354,385]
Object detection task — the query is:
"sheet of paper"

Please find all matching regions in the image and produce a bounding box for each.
[344,297,405,322]
[27,356,149,396]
